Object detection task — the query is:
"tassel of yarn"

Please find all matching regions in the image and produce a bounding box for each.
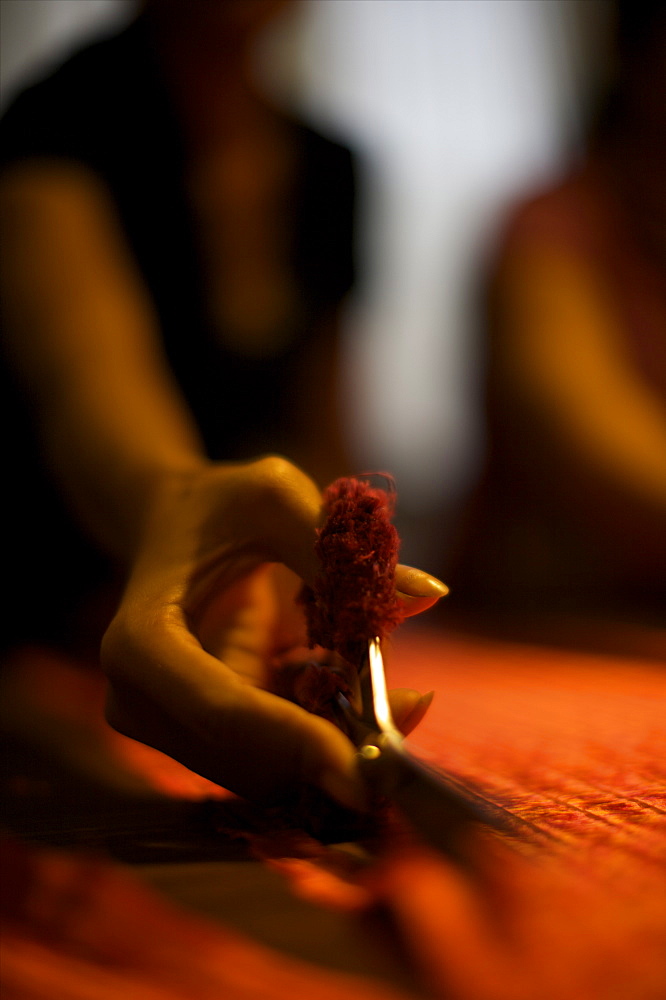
[301,475,405,667]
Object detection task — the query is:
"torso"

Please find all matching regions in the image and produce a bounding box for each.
[186,122,302,357]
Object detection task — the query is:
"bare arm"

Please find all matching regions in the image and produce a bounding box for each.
[495,247,666,505]
[0,162,205,560]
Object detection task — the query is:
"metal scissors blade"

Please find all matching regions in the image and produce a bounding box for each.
[355,636,403,743]
[339,637,509,856]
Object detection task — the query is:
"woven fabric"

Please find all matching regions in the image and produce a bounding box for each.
[2,628,665,998]
[377,627,666,999]
[391,628,666,869]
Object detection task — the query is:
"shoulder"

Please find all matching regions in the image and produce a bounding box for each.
[0,20,156,172]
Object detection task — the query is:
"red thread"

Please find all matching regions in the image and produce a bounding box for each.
[302,476,405,666]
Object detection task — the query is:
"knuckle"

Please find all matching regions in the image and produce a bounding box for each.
[100,616,124,679]
[100,608,147,680]
[248,454,299,498]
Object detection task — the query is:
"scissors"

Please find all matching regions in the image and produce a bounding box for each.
[335,637,509,856]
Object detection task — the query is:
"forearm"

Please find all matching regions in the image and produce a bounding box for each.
[36,341,207,561]
[0,163,207,561]
[495,248,666,513]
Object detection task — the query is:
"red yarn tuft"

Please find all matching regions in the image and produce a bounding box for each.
[302,476,405,666]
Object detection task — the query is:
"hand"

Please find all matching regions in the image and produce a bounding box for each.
[102,456,447,807]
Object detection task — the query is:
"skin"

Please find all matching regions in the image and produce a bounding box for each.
[491,243,666,583]
[484,14,666,597]
[0,164,447,810]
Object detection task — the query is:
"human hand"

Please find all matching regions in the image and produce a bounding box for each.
[102,457,447,807]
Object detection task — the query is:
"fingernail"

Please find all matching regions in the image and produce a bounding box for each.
[418,575,449,597]
[400,690,435,734]
[399,569,449,598]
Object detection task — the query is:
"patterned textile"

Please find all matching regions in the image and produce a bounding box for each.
[391,628,666,870]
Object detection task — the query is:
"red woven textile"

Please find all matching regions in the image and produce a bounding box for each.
[377,627,666,999]
[0,838,408,1000]
[2,628,665,998]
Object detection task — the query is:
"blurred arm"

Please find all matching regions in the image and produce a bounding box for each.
[0,162,206,560]
[492,244,666,563]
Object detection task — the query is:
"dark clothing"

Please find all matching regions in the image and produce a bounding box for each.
[0,17,356,650]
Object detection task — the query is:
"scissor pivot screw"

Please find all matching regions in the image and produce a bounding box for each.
[359,744,382,760]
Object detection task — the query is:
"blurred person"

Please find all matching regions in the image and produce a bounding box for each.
[0,0,445,808]
[447,0,666,624]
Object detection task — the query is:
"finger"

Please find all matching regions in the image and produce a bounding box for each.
[193,565,279,682]
[395,564,449,618]
[103,610,364,810]
[389,687,435,735]
[228,684,365,808]
[239,456,323,583]
[266,562,310,652]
